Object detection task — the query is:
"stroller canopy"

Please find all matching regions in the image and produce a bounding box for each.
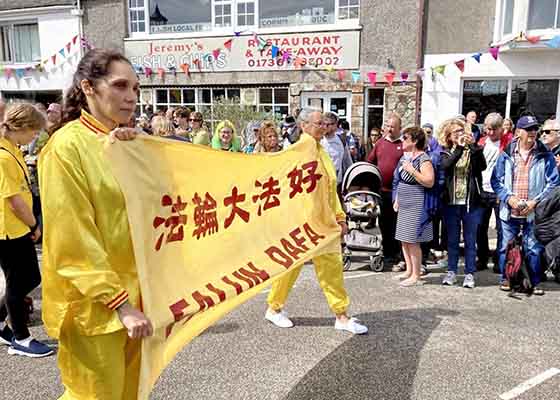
[341,162,382,194]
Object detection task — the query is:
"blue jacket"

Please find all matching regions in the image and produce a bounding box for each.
[491,139,560,222]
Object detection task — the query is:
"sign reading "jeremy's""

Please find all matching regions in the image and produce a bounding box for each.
[124,30,360,72]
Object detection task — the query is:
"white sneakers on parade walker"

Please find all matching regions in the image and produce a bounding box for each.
[265,309,368,335]
[335,317,368,335]
[265,309,294,328]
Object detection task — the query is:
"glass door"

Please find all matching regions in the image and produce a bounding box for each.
[301,92,352,122]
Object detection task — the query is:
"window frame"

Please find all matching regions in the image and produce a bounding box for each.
[0,20,41,64]
[364,87,385,140]
[127,0,360,38]
[495,0,560,43]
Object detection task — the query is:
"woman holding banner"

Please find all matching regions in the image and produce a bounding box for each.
[39,49,153,399]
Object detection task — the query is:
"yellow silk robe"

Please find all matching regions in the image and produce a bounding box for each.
[39,110,139,338]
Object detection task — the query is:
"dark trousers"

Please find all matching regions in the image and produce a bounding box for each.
[477,192,502,267]
[421,211,447,258]
[379,191,400,261]
[0,234,41,340]
[445,205,482,275]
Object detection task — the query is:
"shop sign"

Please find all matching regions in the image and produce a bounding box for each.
[125,30,360,72]
[151,23,212,34]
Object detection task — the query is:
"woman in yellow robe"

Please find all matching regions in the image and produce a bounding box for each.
[39,49,153,400]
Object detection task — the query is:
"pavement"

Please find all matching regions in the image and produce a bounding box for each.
[1,247,560,400]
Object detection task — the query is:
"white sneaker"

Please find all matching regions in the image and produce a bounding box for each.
[442,271,457,286]
[463,274,475,289]
[335,317,368,335]
[265,309,294,328]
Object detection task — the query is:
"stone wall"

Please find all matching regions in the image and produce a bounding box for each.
[384,85,417,128]
[82,0,127,52]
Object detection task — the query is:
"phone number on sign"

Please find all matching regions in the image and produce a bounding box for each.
[247,57,341,68]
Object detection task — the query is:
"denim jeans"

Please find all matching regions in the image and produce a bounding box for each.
[444,205,482,275]
[498,218,543,286]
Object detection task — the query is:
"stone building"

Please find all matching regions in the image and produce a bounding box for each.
[77,0,422,138]
[421,0,560,129]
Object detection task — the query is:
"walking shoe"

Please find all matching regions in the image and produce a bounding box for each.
[463,274,475,289]
[533,286,545,296]
[442,271,457,286]
[334,317,368,335]
[8,338,54,358]
[392,261,406,272]
[0,325,14,346]
[265,309,294,328]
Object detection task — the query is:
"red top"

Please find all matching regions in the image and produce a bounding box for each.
[367,136,403,192]
[478,131,513,151]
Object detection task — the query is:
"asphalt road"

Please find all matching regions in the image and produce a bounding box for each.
[1,252,560,400]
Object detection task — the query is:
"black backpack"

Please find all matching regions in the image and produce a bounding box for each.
[505,234,533,297]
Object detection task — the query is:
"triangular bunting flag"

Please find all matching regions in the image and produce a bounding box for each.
[212,49,221,59]
[489,46,499,60]
[400,71,409,83]
[337,70,346,81]
[169,66,177,77]
[133,65,143,74]
[526,34,541,44]
[351,71,361,83]
[66,42,72,53]
[5,68,12,78]
[59,48,65,58]
[51,54,57,65]
[223,39,233,51]
[416,69,425,79]
[293,57,304,69]
[454,59,465,73]
[193,59,201,70]
[144,67,153,77]
[472,53,482,63]
[234,31,242,37]
[325,66,335,73]
[545,34,560,48]
[367,71,376,86]
[384,71,396,86]
[35,63,44,73]
[180,63,190,76]
[433,65,446,75]
[72,35,78,45]
[271,45,279,59]
[157,68,165,79]
[282,50,292,63]
[15,69,25,79]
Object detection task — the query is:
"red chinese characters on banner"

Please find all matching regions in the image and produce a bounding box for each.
[192,192,219,239]
[287,161,323,199]
[252,176,281,216]
[223,186,250,229]
[152,195,188,251]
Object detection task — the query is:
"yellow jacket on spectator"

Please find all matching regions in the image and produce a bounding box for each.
[39,110,139,338]
[0,137,33,239]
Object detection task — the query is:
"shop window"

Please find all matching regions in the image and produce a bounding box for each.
[338,0,359,20]
[258,88,289,118]
[129,0,146,33]
[366,88,384,133]
[183,89,196,103]
[214,0,233,27]
[528,0,559,30]
[501,0,514,35]
[227,88,241,99]
[462,80,507,123]
[510,80,559,123]
[0,23,40,63]
[148,0,212,34]
[237,1,256,27]
[259,0,335,28]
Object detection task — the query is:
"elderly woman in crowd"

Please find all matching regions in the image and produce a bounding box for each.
[188,111,210,145]
[151,115,188,142]
[247,120,282,154]
[212,120,242,152]
[439,118,486,289]
[393,126,435,286]
[242,121,262,153]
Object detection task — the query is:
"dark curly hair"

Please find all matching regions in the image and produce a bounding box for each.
[62,48,132,124]
[402,126,426,150]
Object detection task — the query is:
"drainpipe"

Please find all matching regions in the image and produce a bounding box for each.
[71,0,84,57]
[414,0,426,125]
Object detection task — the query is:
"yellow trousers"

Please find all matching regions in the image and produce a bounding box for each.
[57,322,141,400]
[267,252,350,315]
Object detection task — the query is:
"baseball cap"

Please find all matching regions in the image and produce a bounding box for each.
[422,123,434,130]
[516,115,540,130]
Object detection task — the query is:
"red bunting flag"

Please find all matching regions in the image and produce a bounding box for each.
[157,67,165,79]
[51,54,57,65]
[400,71,409,83]
[66,42,72,53]
[367,71,377,86]
[72,35,78,45]
[144,67,153,77]
[489,46,499,60]
[454,59,465,73]
[384,71,396,86]
[5,68,12,78]
[526,34,541,44]
[293,57,304,69]
[337,70,346,81]
[180,63,190,76]
[193,59,201,69]
[223,39,233,51]
[212,49,221,59]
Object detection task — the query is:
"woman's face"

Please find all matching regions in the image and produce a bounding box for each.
[262,129,278,151]
[369,130,381,145]
[83,61,139,128]
[449,124,465,145]
[220,128,233,145]
[402,132,416,152]
[174,114,189,129]
[503,119,513,132]
[16,128,39,145]
[189,115,202,128]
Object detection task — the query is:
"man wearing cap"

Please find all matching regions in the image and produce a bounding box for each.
[491,116,560,295]
[541,119,560,171]
[281,115,301,147]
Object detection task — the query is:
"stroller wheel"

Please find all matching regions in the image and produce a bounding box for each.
[343,255,352,271]
[370,255,384,272]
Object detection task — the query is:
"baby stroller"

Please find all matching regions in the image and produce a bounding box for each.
[341,162,384,271]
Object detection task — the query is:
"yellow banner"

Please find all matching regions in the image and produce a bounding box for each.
[104,134,341,399]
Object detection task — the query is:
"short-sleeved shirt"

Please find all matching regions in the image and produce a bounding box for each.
[0,137,33,239]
